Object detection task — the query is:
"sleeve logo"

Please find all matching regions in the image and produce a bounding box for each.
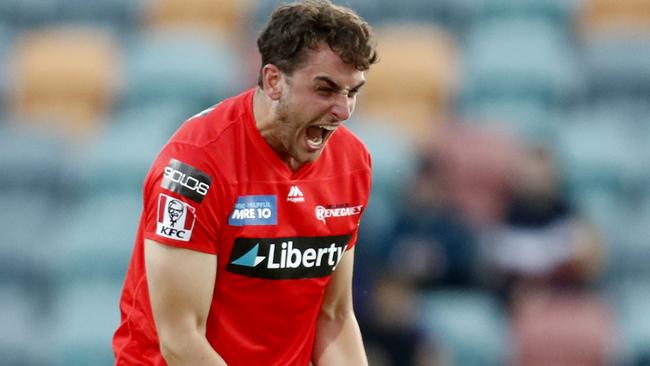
[156,194,196,241]
[161,158,212,203]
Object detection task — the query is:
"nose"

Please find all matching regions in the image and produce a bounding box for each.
[330,94,353,122]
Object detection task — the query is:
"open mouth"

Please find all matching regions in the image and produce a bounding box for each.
[306,124,337,150]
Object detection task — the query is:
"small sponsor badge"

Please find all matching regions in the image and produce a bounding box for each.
[286,185,305,203]
[315,204,363,223]
[156,194,196,241]
[228,195,277,226]
[161,159,211,203]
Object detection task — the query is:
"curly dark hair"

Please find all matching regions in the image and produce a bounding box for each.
[257,0,378,87]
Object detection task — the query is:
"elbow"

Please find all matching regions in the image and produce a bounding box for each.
[157,327,196,364]
[159,335,182,364]
[319,302,354,323]
[159,344,176,364]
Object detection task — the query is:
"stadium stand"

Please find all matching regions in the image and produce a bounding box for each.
[51,279,122,366]
[0,22,12,114]
[357,24,459,142]
[0,0,142,31]
[0,282,51,366]
[610,280,650,365]
[510,289,615,366]
[54,192,142,281]
[0,1,649,365]
[0,124,66,287]
[579,0,650,35]
[419,290,509,366]
[468,0,581,26]
[459,18,583,142]
[121,29,245,112]
[581,35,650,100]
[6,27,120,138]
[143,0,255,40]
[67,102,193,196]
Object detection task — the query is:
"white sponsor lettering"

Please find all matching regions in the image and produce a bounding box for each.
[266,241,344,270]
[231,208,272,220]
[157,225,190,239]
[315,205,363,222]
[164,166,210,196]
[302,248,317,268]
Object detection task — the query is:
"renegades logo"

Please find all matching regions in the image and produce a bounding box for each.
[227,235,352,280]
[315,204,363,223]
[156,193,196,241]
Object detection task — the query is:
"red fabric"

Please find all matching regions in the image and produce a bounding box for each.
[113,89,372,365]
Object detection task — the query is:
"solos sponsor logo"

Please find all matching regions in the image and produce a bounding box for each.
[315,204,363,223]
[286,185,305,203]
[156,193,196,241]
[161,159,211,203]
[228,195,277,226]
[227,235,351,279]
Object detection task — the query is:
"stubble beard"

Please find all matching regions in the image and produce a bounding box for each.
[275,92,323,167]
[274,94,307,166]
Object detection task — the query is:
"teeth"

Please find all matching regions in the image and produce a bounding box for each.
[319,125,337,131]
[308,136,323,147]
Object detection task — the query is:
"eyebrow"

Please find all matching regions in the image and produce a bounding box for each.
[314,75,366,93]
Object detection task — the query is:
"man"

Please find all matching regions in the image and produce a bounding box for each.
[113,1,378,365]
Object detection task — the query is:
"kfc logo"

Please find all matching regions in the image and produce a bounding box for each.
[156,194,196,241]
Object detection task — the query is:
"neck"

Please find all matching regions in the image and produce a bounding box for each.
[252,88,301,171]
[252,88,271,132]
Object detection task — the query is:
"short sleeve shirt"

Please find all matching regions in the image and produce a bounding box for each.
[113,89,372,366]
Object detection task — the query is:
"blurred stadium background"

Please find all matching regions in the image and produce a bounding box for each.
[1,0,650,365]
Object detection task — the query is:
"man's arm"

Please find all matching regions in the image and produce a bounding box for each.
[312,247,368,366]
[145,239,228,366]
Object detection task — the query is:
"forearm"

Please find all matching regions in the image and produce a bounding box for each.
[160,329,228,366]
[312,310,368,366]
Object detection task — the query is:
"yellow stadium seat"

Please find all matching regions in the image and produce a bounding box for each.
[580,0,650,36]
[144,0,255,39]
[8,27,119,138]
[357,24,459,142]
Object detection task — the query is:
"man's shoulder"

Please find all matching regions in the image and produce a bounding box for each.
[169,89,254,149]
[147,89,254,184]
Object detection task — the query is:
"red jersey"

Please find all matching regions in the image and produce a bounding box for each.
[113,89,372,365]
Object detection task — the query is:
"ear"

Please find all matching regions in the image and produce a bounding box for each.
[260,64,284,101]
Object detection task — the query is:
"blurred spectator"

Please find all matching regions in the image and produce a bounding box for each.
[361,275,441,366]
[478,145,604,295]
[384,152,478,288]
[474,144,612,366]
